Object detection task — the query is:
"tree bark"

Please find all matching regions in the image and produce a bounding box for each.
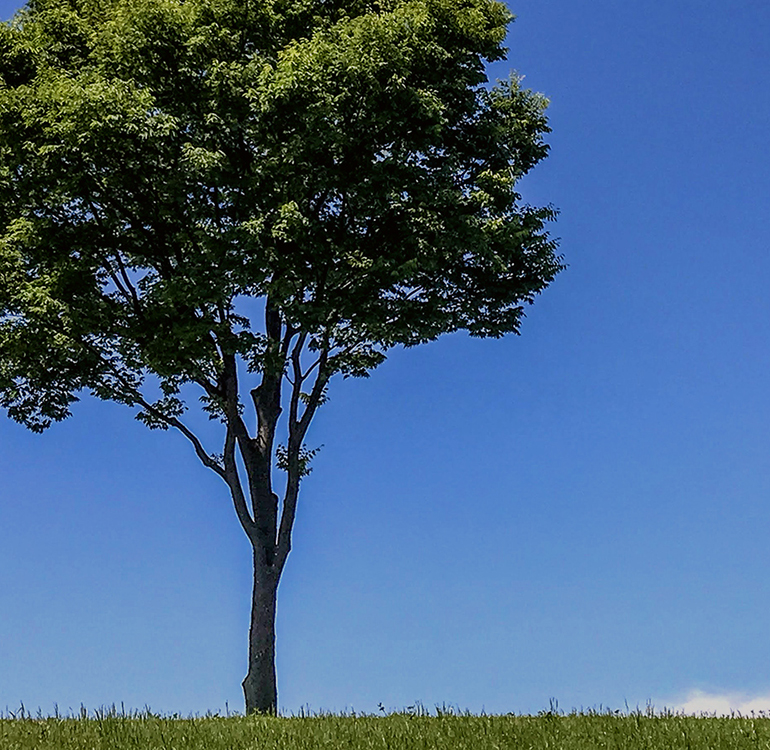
[242,552,279,715]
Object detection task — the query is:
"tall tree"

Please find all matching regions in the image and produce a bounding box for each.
[0,0,562,714]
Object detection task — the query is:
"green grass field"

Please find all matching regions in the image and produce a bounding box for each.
[3,706,770,749]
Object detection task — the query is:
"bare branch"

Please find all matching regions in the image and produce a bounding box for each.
[223,423,258,542]
[297,345,324,383]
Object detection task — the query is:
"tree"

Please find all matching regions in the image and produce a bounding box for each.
[0,0,562,714]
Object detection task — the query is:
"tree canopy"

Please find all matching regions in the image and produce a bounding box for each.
[0,0,561,436]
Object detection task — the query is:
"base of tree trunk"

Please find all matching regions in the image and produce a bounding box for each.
[242,665,277,715]
[243,558,279,715]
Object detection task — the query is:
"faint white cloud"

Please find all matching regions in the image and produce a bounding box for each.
[663,689,770,716]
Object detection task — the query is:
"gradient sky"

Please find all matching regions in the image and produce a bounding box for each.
[2,0,769,718]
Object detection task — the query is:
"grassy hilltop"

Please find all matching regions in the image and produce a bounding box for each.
[3,706,770,749]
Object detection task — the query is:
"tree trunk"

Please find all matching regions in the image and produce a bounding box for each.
[242,551,279,714]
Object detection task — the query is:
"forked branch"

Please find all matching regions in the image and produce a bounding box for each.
[275,333,331,573]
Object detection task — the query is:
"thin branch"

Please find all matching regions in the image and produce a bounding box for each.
[288,331,308,431]
[64,326,227,481]
[91,176,161,255]
[33,287,254,549]
[212,184,223,231]
[138,352,256,543]
[90,180,227,399]
[98,254,134,309]
[297,352,330,442]
[223,423,258,542]
[113,251,143,316]
[191,371,222,401]
[106,358,260,545]
[275,333,330,573]
[300,354,322,382]
[281,322,297,358]
[133,392,226,480]
[83,194,145,318]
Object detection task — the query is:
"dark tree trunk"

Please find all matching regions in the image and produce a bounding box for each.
[242,552,279,714]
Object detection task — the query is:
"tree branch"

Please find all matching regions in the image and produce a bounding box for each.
[133,392,227,480]
[222,350,256,457]
[275,332,330,573]
[281,322,297,358]
[296,344,330,442]
[107,355,258,544]
[288,331,308,431]
[274,477,298,575]
[113,250,143,317]
[249,299,284,460]
[83,193,145,319]
[223,422,258,543]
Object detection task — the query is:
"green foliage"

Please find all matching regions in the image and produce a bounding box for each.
[0,0,562,432]
[276,442,322,477]
[3,708,770,750]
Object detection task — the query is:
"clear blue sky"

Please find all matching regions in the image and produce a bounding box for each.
[2,0,769,717]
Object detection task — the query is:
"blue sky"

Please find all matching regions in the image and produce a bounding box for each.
[2,0,770,717]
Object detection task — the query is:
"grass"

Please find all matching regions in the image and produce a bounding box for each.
[3,704,770,749]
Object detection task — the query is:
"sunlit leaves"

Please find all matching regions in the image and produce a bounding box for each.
[0,0,561,433]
